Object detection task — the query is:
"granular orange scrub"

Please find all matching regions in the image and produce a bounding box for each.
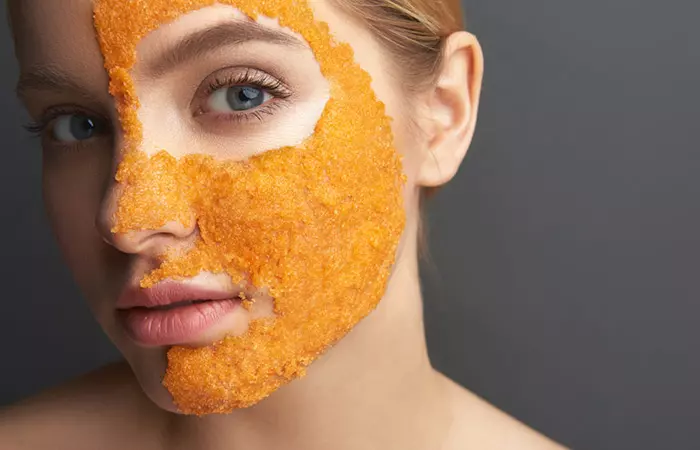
[93,0,405,414]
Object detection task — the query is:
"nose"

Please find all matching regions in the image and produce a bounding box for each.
[96,171,197,257]
[96,94,200,256]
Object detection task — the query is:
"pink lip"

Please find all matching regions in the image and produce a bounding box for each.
[116,281,242,347]
[116,281,239,309]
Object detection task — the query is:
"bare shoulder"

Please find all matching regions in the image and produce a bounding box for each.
[441,374,569,450]
[0,361,165,450]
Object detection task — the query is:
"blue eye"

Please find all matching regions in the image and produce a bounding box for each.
[208,85,272,113]
[52,114,99,142]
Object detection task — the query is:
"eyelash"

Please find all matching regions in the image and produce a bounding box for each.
[194,68,292,123]
[22,68,292,141]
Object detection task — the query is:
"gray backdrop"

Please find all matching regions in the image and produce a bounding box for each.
[1,0,697,448]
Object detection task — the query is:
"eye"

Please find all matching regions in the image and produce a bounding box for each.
[207,85,273,113]
[52,114,100,142]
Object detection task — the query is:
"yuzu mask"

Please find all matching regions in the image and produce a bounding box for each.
[94,0,405,414]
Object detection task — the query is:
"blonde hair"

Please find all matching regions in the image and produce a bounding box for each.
[330,0,465,90]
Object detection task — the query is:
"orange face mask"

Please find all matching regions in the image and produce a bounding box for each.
[94,0,405,415]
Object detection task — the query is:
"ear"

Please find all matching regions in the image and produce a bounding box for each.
[416,32,484,187]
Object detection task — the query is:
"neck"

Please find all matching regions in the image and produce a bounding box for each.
[164,238,452,450]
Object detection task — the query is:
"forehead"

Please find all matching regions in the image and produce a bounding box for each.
[10,0,372,70]
[11,0,100,70]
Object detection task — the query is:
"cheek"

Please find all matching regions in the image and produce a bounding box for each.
[42,147,112,287]
[392,116,423,179]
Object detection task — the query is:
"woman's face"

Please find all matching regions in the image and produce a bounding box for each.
[12,0,428,412]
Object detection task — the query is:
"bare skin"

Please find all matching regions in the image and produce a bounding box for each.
[0,361,565,450]
[2,0,567,448]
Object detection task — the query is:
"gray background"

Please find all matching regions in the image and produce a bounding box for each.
[0,0,697,448]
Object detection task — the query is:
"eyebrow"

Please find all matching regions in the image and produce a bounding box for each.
[16,65,97,101]
[15,21,307,100]
[143,20,308,77]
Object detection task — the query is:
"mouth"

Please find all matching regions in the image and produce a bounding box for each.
[144,298,217,311]
[116,280,251,347]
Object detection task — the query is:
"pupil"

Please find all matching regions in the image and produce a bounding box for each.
[227,86,264,111]
[70,116,95,140]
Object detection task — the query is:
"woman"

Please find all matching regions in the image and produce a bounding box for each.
[1,0,564,448]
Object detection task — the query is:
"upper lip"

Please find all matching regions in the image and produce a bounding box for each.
[116,281,241,310]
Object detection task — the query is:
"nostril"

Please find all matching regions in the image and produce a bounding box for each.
[107,229,148,254]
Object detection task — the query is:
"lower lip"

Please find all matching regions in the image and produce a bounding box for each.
[119,299,239,347]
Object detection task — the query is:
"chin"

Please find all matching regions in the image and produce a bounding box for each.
[118,345,184,413]
[136,364,183,412]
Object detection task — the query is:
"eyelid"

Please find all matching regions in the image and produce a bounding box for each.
[36,105,108,130]
[37,106,82,131]
[26,106,111,143]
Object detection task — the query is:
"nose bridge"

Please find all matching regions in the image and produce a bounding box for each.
[137,91,190,159]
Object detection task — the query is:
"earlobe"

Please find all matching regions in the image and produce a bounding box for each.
[417,32,484,188]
